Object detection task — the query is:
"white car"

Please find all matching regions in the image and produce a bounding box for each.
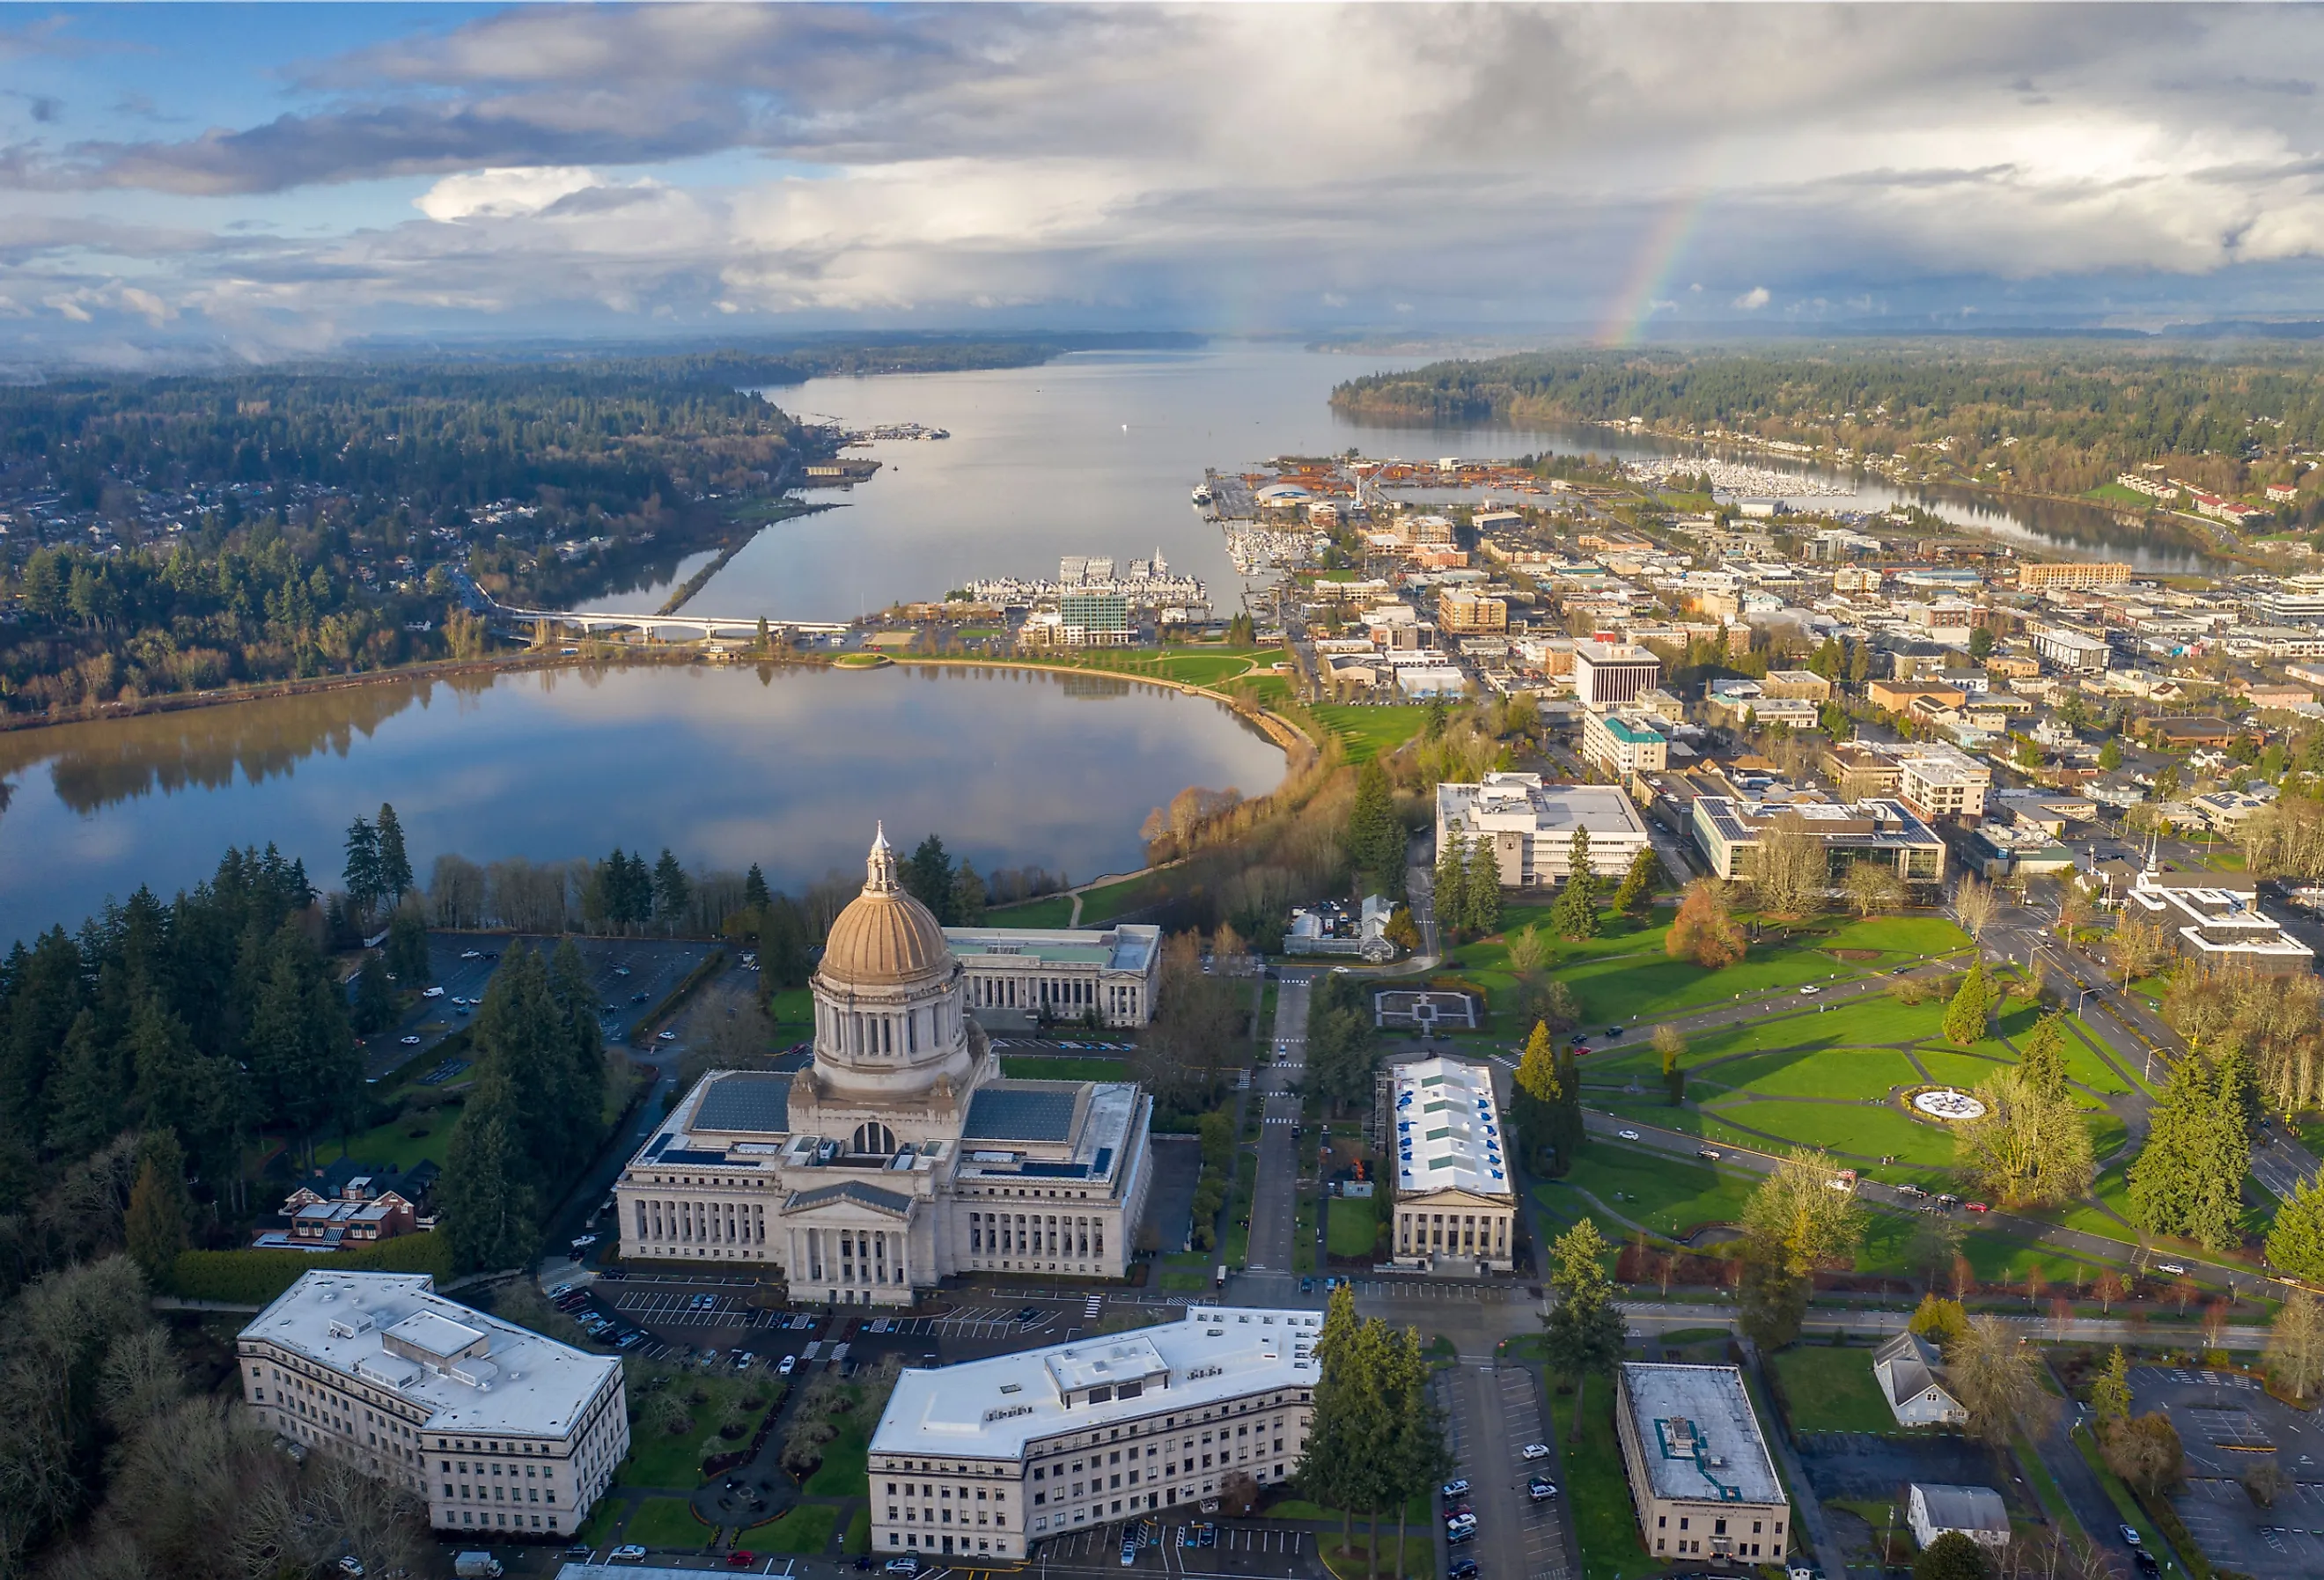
[570,1234,598,1249]
[399,1034,423,1046]
[611,1547,647,1565]
[778,1355,797,1376]
[2155,1261,2188,1276]
[658,1031,678,1042]
[1617,1128,1641,1141]
[460,950,482,960]
[1520,1443,1551,1460]
[422,986,445,998]
[1798,983,1820,996]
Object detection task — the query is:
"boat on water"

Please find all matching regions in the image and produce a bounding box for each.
[1190,484,1214,505]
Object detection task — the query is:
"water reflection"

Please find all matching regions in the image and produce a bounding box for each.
[0,663,1287,944]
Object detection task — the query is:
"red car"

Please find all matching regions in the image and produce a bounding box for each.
[1965,1202,1990,1213]
[728,1554,757,1568]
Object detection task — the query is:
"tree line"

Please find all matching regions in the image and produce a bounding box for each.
[1295,1285,1452,1576]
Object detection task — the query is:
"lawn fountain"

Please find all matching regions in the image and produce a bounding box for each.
[1906,1085,1988,1122]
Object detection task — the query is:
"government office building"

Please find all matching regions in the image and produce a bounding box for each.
[869,1309,1320,1560]
[237,1272,629,1538]
[614,831,1155,1302]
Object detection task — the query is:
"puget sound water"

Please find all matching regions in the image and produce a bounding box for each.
[0,663,1288,944]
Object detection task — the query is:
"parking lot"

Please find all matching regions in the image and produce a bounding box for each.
[1037,1518,1311,1578]
[1438,1362,1570,1580]
[2133,1364,2324,1580]
[361,931,718,1077]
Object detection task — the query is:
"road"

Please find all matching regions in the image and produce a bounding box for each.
[1438,1362,1571,1580]
[1244,977,1310,1282]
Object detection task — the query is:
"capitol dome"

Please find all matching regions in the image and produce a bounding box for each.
[820,827,952,987]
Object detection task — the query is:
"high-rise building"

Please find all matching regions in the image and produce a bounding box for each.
[1573,641,1662,709]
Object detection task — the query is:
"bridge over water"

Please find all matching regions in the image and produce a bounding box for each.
[479,595,853,642]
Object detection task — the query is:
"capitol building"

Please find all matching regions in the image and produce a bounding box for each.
[614,830,1156,1303]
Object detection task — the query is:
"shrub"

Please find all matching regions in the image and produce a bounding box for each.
[170,1231,455,1304]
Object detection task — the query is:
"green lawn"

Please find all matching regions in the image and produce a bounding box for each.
[328,1105,457,1172]
[1696,1046,1923,1102]
[740,1503,840,1554]
[999,1055,1130,1082]
[1327,1195,1377,1258]
[769,986,816,1042]
[1534,1145,1758,1238]
[1546,1381,1662,1580]
[1308,704,1434,764]
[1695,1099,1958,1166]
[623,1497,711,1550]
[802,1389,872,1497]
[1915,1048,2012,1092]
[1551,916,1970,1030]
[844,1507,872,1555]
[1080,871,1171,924]
[986,894,1077,929]
[621,1376,773,1489]
[1769,1345,1897,1435]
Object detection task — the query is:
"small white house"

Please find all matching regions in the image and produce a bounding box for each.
[1908,1484,2010,1552]
[1872,1331,1967,1428]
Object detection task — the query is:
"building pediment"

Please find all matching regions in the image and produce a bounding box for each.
[1394,1186,1513,1209]
[783,1181,916,1220]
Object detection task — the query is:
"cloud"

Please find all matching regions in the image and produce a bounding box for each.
[416,165,607,222]
[12,3,2324,352]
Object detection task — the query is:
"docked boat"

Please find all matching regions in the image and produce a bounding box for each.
[1190,484,1214,505]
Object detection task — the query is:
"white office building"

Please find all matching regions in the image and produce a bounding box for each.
[1436,773,1651,886]
[1386,1056,1517,1273]
[1573,642,1663,709]
[237,1272,628,1539]
[869,1309,1320,1559]
[947,923,1162,1028]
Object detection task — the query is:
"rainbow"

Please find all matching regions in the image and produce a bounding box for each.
[1597,187,1711,348]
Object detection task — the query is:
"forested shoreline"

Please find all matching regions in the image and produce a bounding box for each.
[1329,342,2324,518]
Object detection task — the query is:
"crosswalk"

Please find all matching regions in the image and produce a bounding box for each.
[1085,1294,1105,1320]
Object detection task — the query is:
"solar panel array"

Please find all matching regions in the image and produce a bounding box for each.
[694,1072,793,1134]
[963,1086,1078,1141]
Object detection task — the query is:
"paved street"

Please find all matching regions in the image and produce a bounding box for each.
[1247,977,1309,1273]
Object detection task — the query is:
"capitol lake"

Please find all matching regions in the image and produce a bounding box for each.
[0,662,1290,944]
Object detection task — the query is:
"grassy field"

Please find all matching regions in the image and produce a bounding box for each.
[1546,1381,1660,1580]
[1693,1046,1923,1102]
[2083,481,2164,509]
[1080,871,1172,924]
[1307,703,1434,764]
[769,986,816,1044]
[999,1055,1131,1082]
[801,1385,873,1497]
[1327,1194,1378,1258]
[1534,1145,1758,1239]
[1769,1344,1898,1435]
[327,1104,458,1172]
[621,1375,772,1489]
[740,1503,840,1554]
[985,894,1076,929]
[623,1497,710,1550]
[1159,1251,1213,1292]
[845,1507,872,1555]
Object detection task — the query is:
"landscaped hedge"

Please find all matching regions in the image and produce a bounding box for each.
[171,1231,456,1304]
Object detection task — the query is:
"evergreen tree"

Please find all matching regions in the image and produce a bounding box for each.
[1942,962,1991,1047]
[386,908,431,985]
[1610,844,1662,914]
[1344,760,1407,894]
[247,920,359,1155]
[2019,1011,2069,1099]
[48,1007,128,1161]
[0,926,84,1150]
[952,861,989,925]
[1553,829,1601,940]
[905,834,958,923]
[1549,1043,1585,1173]
[441,1112,540,1273]
[351,954,399,1033]
[743,863,772,913]
[1433,833,1470,941]
[2129,1052,2252,1251]
[1465,833,1502,936]
[2268,1172,2324,1284]
[548,939,609,1163]
[1514,1022,1561,1165]
[342,814,382,919]
[1541,1218,1626,1441]
[652,849,692,929]
[2099,737,2123,771]
[1300,1284,1386,1556]
[1382,1325,1453,1574]
[2091,1347,2134,1429]
[124,1130,192,1285]
[374,802,414,901]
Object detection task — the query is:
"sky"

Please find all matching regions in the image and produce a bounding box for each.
[10,2,2324,364]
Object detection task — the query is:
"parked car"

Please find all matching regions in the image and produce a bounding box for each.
[1965,1202,1990,1213]
[1520,1443,1550,1460]
[1448,1561,1478,1580]
[2118,1525,2142,1547]
[778,1355,797,1376]
[399,1034,423,1046]
[1120,1539,1138,1566]
[728,1554,758,1569]
[1785,1562,1819,1580]
[2131,1552,2160,1578]
[610,1550,646,1567]
[1446,1525,1477,1546]
[1527,1477,1558,1501]
[1018,1307,1041,1323]
[1299,1276,1313,1294]
[1440,1480,1470,1499]
[885,1561,921,1575]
